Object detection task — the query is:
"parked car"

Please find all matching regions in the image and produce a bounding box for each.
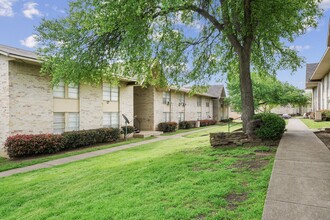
[282,114,291,119]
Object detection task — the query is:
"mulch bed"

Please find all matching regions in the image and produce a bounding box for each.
[314,131,330,150]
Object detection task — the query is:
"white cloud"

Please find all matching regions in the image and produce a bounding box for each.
[289,45,311,51]
[23,2,42,19]
[20,35,37,48]
[0,0,15,17]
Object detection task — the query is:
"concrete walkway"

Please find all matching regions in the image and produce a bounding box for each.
[0,128,207,178]
[262,119,330,220]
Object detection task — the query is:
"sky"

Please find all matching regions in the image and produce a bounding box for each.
[1,0,330,90]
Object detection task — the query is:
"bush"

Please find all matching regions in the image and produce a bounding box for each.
[199,120,217,127]
[5,128,120,158]
[62,128,120,148]
[5,134,64,158]
[179,121,197,129]
[253,113,286,140]
[158,122,178,132]
[321,110,330,121]
[121,126,135,134]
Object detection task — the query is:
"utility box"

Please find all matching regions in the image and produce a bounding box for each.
[315,111,322,122]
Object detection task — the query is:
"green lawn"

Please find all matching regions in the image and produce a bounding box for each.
[300,118,330,129]
[0,137,155,172]
[0,125,274,220]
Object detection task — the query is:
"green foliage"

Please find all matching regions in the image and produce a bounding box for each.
[178,121,197,129]
[228,73,309,112]
[158,122,178,132]
[36,0,321,86]
[253,113,286,140]
[5,128,120,158]
[320,110,330,121]
[121,126,135,134]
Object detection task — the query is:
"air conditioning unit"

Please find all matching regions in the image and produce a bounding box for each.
[183,103,186,106]
[166,101,170,105]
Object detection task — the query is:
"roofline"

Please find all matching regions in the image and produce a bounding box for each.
[0,50,41,64]
[310,47,330,80]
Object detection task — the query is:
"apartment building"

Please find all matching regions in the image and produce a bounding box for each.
[0,45,134,156]
[133,85,228,131]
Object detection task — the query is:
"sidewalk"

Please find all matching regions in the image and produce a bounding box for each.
[262,119,330,220]
[0,128,206,178]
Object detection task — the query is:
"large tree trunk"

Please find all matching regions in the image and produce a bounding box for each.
[238,50,254,132]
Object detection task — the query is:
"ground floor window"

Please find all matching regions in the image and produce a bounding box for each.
[163,112,171,122]
[206,112,210,119]
[197,112,201,120]
[103,112,119,128]
[67,113,80,131]
[53,113,65,134]
[178,112,185,122]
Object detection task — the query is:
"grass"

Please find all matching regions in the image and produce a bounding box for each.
[0,137,155,172]
[0,124,274,220]
[300,118,330,129]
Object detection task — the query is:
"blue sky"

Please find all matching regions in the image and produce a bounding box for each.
[1,0,330,90]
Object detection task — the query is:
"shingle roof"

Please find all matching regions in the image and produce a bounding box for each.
[183,84,225,99]
[0,44,38,60]
[306,63,319,82]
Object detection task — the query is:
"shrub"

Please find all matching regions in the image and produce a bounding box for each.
[121,126,135,134]
[179,121,197,129]
[199,120,217,127]
[158,122,178,132]
[321,110,330,121]
[5,128,120,158]
[5,134,64,158]
[220,118,233,123]
[62,128,120,148]
[253,113,286,140]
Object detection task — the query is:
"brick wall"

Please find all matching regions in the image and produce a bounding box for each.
[0,56,10,156]
[119,83,134,127]
[79,84,103,129]
[8,61,53,136]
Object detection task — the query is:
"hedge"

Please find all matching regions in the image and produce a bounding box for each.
[5,128,120,158]
[179,121,197,129]
[199,119,217,127]
[253,113,286,140]
[158,122,178,132]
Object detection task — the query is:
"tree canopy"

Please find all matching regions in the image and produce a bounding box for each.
[228,73,310,112]
[36,0,322,131]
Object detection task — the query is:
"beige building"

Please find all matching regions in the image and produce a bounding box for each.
[306,24,330,113]
[133,85,228,131]
[0,45,134,156]
[0,44,228,155]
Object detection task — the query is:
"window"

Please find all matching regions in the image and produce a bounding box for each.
[53,113,65,134]
[53,81,65,98]
[179,93,185,105]
[103,112,119,128]
[53,81,79,99]
[197,96,202,107]
[197,112,201,120]
[206,112,210,118]
[163,112,171,122]
[103,83,119,101]
[178,112,185,122]
[68,84,79,99]
[206,100,210,107]
[163,92,171,104]
[67,113,79,131]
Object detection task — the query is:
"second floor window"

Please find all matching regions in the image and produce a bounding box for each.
[197,96,202,107]
[179,93,185,105]
[103,83,119,101]
[163,92,171,104]
[53,81,79,99]
[206,99,210,107]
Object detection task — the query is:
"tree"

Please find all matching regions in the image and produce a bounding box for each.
[36,0,322,132]
[228,73,309,112]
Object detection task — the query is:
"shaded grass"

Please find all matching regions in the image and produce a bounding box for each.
[300,118,330,129]
[0,137,155,172]
[0,130,274,220]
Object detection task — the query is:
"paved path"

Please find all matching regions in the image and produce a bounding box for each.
[262,119,330,220]
[0,128,207,178]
